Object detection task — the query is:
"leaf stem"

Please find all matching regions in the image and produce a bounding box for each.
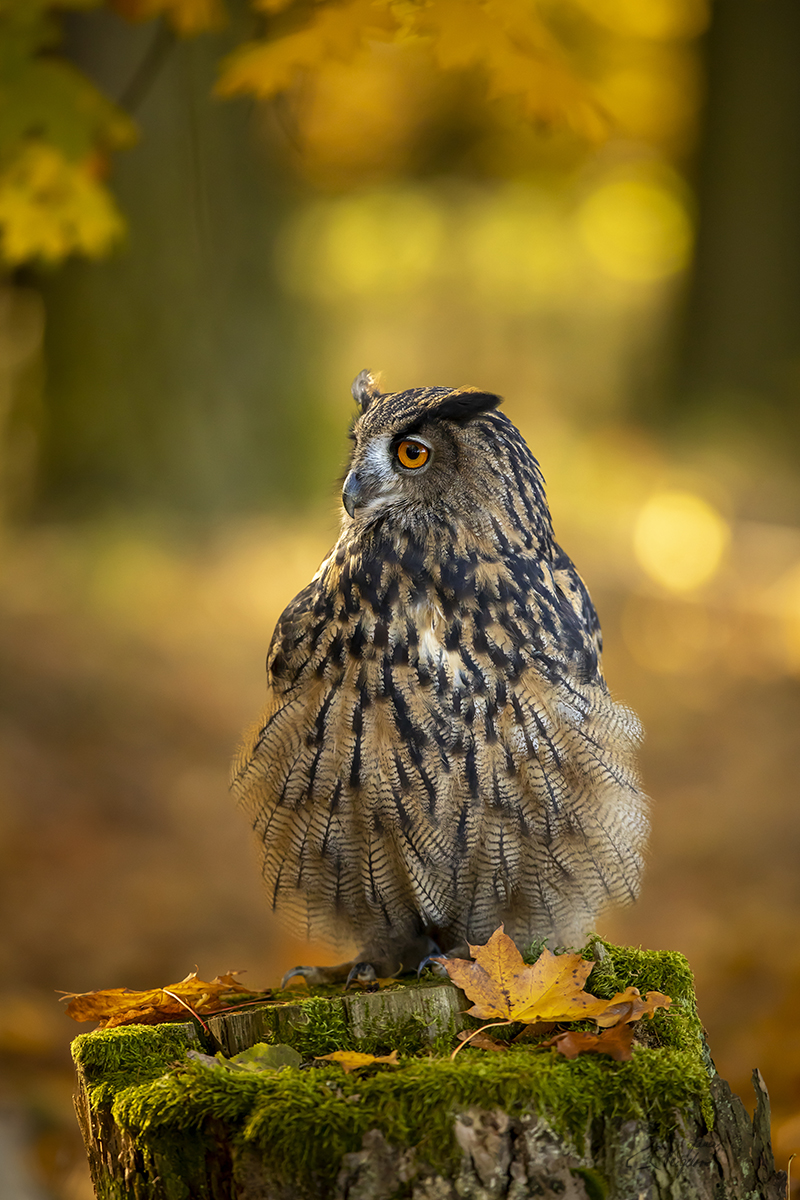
[451,1020,514,1060]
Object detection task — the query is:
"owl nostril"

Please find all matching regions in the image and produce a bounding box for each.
[342,470,363,518]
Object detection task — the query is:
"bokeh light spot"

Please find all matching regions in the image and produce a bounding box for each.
[578,178,692,281]
[633,490,730,592]
[279,190,444,301]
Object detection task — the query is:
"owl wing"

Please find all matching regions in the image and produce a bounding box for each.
[233,565,458,949]
[551,541,604,667]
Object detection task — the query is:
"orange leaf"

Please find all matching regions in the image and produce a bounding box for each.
[540,1022,636,1062]
[314,1049,400,1073]
[593,987,672,1027]
[61,970,265,1028]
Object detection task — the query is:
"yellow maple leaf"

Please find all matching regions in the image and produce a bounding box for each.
[217,0,605,141]
[416,0,606,139]
[0,143,125,267]
[436,927,670,1025]
[217,0,398,98]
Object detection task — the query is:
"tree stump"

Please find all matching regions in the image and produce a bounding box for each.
[71,944,787,1199]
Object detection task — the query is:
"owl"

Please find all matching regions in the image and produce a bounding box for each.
[233,372,648,985]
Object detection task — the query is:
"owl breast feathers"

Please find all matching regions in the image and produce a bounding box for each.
[233,372,648,963]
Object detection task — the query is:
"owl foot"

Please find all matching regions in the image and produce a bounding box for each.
[280,959,397,990]
[345,963,379,989]
[281,935,444,990]
[417,941,471,978]
[281,962,354,989]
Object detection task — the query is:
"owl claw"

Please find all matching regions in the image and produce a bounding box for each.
[281,965,336,989]
[345,962,379,990]
[416,947,447,979]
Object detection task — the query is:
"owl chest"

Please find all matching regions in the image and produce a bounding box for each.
[310,544,555,708]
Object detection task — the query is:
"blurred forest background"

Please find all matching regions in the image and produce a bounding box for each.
[1,0,799,1196]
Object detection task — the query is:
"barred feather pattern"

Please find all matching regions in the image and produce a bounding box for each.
[233,380,648,961]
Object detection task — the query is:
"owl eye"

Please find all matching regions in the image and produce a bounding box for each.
[396,439,430,470]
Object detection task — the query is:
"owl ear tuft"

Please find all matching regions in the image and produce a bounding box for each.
[428,388,502,423]
[352,369,383,412]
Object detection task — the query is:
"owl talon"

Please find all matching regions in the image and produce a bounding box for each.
[345,962,379,990]
[281,965,333,989]
[416,953,447,979]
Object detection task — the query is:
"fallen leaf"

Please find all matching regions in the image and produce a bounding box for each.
[435,927,671,1028]
[455,1029,508,1053]
[315,1049,400,1074]
[186,1042,301,1073]
[224,1043,301,1072]
[61,970,269,1028]
[593,987,672,1028]
[512,1021,558,1042]
[540,1023,636,1062]
[434,928,590,1022]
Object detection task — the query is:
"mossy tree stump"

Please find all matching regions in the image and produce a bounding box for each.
[71,944,787,1199]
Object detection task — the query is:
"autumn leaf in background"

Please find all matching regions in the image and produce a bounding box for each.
[435,927,670,1059]
[0,143,126,264]
[62,970,269,1027]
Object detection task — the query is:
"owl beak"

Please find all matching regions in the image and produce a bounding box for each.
[342,470,363,518]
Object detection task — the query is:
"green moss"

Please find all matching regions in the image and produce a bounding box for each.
[72,1022,198,1109]
[586,943,705,1049]
[281,995,354,1057]
[104,1039,708,1188]
[582,939,713,1128]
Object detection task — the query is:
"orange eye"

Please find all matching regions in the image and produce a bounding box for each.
[396,439,430,470]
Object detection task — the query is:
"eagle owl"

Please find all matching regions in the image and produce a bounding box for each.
[233,372,648,983]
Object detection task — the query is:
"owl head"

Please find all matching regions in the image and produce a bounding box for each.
[341,369,517,527]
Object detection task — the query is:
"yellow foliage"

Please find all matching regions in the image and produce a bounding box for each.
[416,0,606,139]
[108,0,226,33]
[0,142,125,266]
[288,45,435,188]
[217,0,605,139]
[217,0,396,98]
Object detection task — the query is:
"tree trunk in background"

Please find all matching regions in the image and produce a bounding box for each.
[675,0,800,448]
[38,6,334,519]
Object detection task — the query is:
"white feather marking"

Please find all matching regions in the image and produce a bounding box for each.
[415,601,464,681]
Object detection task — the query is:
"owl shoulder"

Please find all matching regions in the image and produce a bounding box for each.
[266,574,334,688]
